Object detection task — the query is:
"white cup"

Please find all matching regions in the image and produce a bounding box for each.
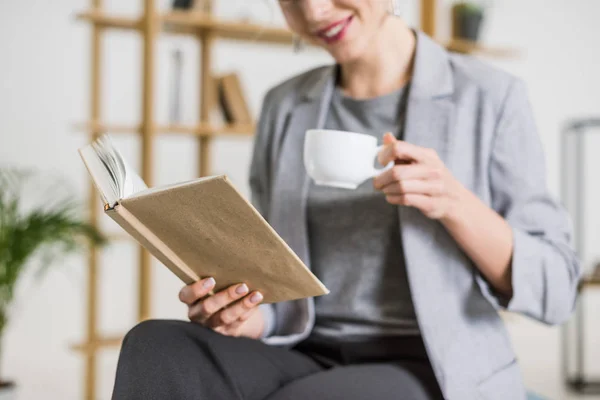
[304,129,394,190]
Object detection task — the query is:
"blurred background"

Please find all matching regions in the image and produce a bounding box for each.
[1,0,600,399]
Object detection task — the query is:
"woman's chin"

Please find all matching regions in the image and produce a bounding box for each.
[327,44,366,65]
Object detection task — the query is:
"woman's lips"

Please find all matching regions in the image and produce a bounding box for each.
[316,16,353,45]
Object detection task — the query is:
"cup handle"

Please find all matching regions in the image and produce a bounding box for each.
[371,145,394,176]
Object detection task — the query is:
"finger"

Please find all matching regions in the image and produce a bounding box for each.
[237,307,256,322]
[206,291,263,328]
[379,141,436,166]
[188,283,250,323]
[385,194,434,212]
[213,325,228,336]
[382,180,444,196]
[373,165,438,190]
[212,307,255,337]
[178,277,216,306]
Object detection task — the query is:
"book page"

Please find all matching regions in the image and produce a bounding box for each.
[121,156,148,199]
[94,134,148,199]
[79,134,148,207]
[78,144,120,206]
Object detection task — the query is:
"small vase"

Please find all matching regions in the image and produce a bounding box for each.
[0,382,16,400]
[452,8,485,42]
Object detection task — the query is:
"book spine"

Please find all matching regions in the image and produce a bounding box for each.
[106,204,199,285]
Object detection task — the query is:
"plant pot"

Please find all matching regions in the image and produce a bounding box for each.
[0,382,15,400]
[452,7,484,42]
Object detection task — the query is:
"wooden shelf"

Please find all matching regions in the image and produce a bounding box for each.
[71,335,124,353]
[75,121,256,136]
[76,11,518,55]
[76,10,294,44]
[445,38,519,58]
[76,11,141,31]
[579,263,600,290]
[581,277,600,288]
[162,11,295,44]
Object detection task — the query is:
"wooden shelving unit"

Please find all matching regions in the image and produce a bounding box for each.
[73,1,295,399]
[74,1,517,399]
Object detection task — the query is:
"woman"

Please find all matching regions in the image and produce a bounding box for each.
[112,1,581,399]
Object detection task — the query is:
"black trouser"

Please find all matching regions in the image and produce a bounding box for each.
[111,320,445,400]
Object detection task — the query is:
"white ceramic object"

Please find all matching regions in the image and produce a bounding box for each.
[304,129,394,189]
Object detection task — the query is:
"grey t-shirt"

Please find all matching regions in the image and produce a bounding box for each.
[308,84,420,339]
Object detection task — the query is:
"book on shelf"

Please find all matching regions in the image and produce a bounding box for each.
[215,72,254,125]
[171,0,208,12]
[78,134,329,304]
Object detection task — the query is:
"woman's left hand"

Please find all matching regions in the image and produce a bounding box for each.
[373,132,464,220]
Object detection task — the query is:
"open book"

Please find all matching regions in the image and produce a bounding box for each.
[78,134,329,304]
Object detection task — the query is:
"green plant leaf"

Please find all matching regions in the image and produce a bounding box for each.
[0,167,106,336]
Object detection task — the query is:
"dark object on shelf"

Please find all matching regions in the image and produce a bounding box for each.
[172,0,209,12]
[215,73,253,125]
[172,0,194,10]
[169,49,183,124]
[561,118,600,394]
[452,2,484,42]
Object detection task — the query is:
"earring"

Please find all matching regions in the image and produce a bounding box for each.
[292,34,305,53]
[389,0,402,16]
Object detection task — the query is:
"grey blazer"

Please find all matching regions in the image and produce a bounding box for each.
[249,31,581,400]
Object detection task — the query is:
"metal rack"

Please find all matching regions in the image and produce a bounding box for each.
[561,118,600,394]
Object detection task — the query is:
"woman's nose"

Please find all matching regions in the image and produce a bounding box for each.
[301,0,334,23]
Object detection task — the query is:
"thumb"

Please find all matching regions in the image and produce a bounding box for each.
[383,132,397,145]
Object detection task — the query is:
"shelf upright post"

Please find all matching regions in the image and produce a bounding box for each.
[84,0,104,398]
[198,0,214,177]
[139,0,157,322]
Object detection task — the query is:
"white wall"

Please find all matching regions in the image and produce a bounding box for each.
[0,1,599,399]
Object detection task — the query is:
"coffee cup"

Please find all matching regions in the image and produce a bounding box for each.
[303,129,394,190]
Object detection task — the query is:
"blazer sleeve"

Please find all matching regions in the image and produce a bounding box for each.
[475,77,582,325]
[248,88,278,339]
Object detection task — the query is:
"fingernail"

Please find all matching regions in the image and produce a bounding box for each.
[236,284,249,295]
[179,287,189,302]
[250,292,263,304]
[203,277,216,289]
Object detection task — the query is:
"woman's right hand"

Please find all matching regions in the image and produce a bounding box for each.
[178,277,266,339]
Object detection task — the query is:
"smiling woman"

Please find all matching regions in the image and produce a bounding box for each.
[110,1,580,399]
[280,0,408,70]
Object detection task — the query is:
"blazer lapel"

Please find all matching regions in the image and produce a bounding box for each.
[400,97,454,248]
[400,32,455,244]
[398,32,457,364]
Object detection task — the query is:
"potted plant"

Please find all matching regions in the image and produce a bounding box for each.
[452,1,486,42]
[0,168,106,399]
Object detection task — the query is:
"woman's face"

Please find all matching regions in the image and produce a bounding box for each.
[278,0,391,63]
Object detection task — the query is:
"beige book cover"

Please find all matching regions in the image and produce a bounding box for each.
[78,134,329,304]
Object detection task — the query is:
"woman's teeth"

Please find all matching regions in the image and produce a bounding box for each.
[324,23,345,38]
